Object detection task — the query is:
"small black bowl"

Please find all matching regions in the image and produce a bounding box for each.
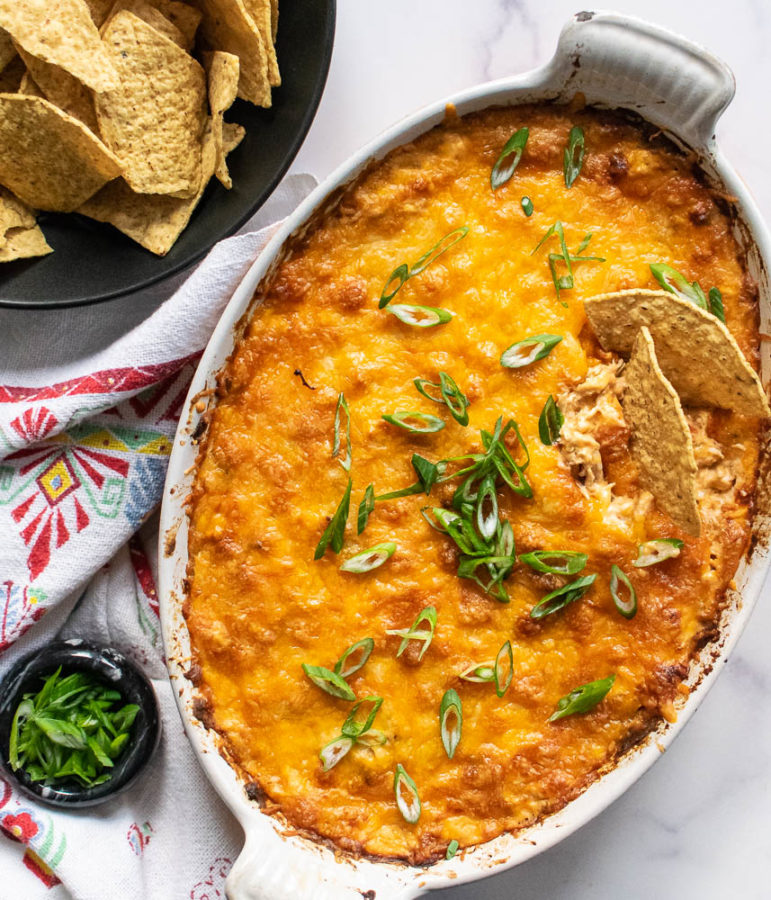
[0,640,160,808]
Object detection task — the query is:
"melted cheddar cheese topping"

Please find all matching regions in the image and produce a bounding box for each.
[186,105,761,863]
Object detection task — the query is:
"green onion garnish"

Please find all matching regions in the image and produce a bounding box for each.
[563,125,585,188]
[414,372,470,426]
[357,484,375,534]
[8,667,139,788]
[387,304,454,327]
[548,674,616,722]
[459,662,495,683]
[708,287,726,323]
[650,264,726,322]
[439,689,462,759]
[533,221,604,300]
[314,478,352,559]
[319,736,354,772]
[610,565,637,619]
[494,640,514,698]
[521,196,534,217]
[520,550,588,575]
[332,392,351,472]
[500,334,562,369]
[386,605,437,661]
[475,474,499,541]
[530,573,596,620]
[340,542,396,573]
[301,664,356,701]
[633,538,683,568]
[379,227,469,308]
[333,638,374,678]
[446,840,460,860]
[382,410,445,433]
[377,454,444,501]
[490,127,529,191]
[319,695,384,771]
[394,763,421,823]
[538,395,563,445]
[341,695,383,739]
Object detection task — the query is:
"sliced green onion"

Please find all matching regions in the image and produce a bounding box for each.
[382,410,445,433]
[633,538,684,568]
[521,196,534,217]
[439,689,462,759]
[319,736,353,772]
[548,675,616,722]
[394,763,421,823]
[301,664,356,701]
[459,662,495,683]
[709,287,726,323]
[357,484,375,534]
[380,263,409,307]
[314,479,352,559]
[610,565,637,619]
[533,221,604,300]
[342,695,383,739]
[530,574,596,620]
[520,550,588,575]
[333,637,374,679]
[446,839,460,860]
[500,334,562,369]
[563,125,585,188]
[386,606,437,661]
[457,554,513,603]
[379,227,469,308]
[491,126,529,190]
[387,304,454,327]
[650,263,707,308]
[414,373,469,425]
[538,395,564,445]
[376,454,443,500]
[475,475,499,541]
[340,542,396,573]
[493,640,514,698]
[332,392,351,472]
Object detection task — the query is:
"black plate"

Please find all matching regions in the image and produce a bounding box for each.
[0,640,160,807]
[0,1,335,309]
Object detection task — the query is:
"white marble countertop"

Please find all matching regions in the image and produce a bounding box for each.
[288,2,771,899]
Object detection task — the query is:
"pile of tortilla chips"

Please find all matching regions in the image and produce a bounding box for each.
[0,0,279,259]
[585,289,770,535]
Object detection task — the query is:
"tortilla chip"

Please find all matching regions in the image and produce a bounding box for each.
[269,0,278,43]
[105,0,186,49]
[0,223,53,262]
[0,53,23,92]
[585,289,771,418]
[242,0,279,86]
[195,0,271,108]
[84,0,115,26]
[222,120,245,154]
[0,94,122,211]
[17,71,44,97]
[79,121,216,256]
[203,51,239,188]
[148,0,201,50]
[15,47,99,133]
[96,11,206,197]
[0,0,120,93]
[0,186,36,243]
[0,27,14,72]
[624,327,700,536]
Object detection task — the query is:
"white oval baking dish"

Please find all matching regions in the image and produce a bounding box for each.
[158,11,771,900]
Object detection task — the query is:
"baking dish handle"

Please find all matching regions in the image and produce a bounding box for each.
[225,830,418,900]
[545,11,735,147]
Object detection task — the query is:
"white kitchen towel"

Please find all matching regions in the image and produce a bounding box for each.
[0,173,316,899]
